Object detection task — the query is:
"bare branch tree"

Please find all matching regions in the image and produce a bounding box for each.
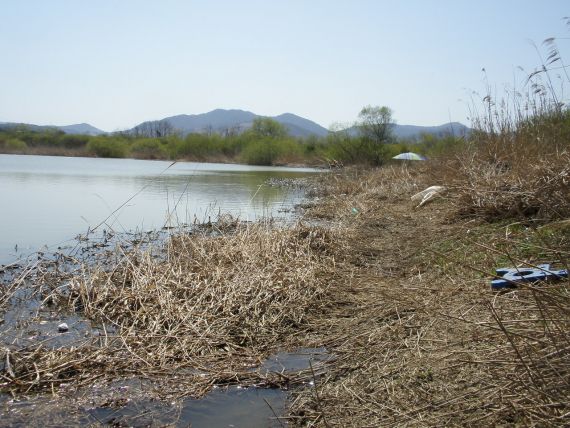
[132,120,175,138]
[357,105,395,145]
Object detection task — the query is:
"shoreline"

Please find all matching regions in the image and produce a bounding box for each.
[1,165,568,426]
[0,149,326,169]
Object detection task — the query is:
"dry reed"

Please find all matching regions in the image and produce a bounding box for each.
[438,144,570,222]
[1,221,344,400]
[288,163,570,426]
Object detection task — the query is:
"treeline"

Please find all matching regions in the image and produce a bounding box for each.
[0,112,465,166]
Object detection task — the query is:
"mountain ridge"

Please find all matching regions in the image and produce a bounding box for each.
[131,109,470,139]
[152,109,329,138]
[1,110,471,139]
[0,121,105,136]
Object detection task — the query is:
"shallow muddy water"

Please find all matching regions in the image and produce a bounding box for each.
[0,154,319,265]
[0,154,326,426]
[0,348,330,427]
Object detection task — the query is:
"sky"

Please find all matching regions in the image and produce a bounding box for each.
[1,0,569,132]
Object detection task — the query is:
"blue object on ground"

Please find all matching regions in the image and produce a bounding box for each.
[491,264,568,290]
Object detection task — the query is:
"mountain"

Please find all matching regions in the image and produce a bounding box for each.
[345,122,470,139]
[272,113,329,137]
[164,109,257,134]
[132,109,329,138]
[392,122,470,139]
[0,122,55,133]
[57,123,105,136]
[132,110,469,139]
[0,121,105,135]
[2,112,470,140]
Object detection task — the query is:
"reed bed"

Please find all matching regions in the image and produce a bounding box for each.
[431,79,570,222]
[288,163,570,426]
[1,222,345,399]
[292,70,570,426]
[437,144,570,222]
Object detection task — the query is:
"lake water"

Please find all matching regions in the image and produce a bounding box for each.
[0,154,325,426]
[0,154,319,265]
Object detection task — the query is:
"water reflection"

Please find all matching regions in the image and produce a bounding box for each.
[0,155,319,264]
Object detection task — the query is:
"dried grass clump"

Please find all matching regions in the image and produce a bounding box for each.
[449,150,570,221]
[313,165,424,198]
[479,283,570,424]
[1,223,343,396]
[306,165,428,224]
[73,223,338,352]
[429,80,570,222]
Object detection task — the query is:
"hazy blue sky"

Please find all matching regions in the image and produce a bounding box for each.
[1,0,569,131]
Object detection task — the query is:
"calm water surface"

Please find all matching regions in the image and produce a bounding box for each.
[0,154,319,264]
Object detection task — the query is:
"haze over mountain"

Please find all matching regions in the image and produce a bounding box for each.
[2,109,470,140]
[344,121,470,139]
[56,123,105,136]
[391,122,469,138]
[0,121,105,136]
[130,109,470,139]
[134,109,330,138]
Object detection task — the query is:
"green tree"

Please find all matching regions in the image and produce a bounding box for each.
[357,105,394,145]
[249,117,288,139]
[86,137,127,158]
[4,138,28,152]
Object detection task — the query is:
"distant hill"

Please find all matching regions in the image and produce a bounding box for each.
[392,122,470,139]
[272,113,329,137]
[57,123,105,136]
[345,122,470,139]
[131,109,330,138]
[1,111,470,140]
[165,109,257,134]
[132,110,469,139]
[0,121,105,136]
[0,122,55,133]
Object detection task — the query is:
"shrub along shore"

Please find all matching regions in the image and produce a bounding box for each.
[0,114,464,167]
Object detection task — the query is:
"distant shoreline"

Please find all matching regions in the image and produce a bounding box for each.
[0,149,325,169]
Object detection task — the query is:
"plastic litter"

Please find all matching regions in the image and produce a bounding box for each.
[411,186,446,208]
[58,323,69,333]
[491,264,568,290]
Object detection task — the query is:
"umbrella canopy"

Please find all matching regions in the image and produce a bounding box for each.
[392,152,426,161]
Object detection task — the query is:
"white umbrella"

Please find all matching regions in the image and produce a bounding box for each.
[392,152,426,161]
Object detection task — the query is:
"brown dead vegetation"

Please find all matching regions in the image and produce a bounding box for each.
[1,223,347,402]
[289,160,570,426]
